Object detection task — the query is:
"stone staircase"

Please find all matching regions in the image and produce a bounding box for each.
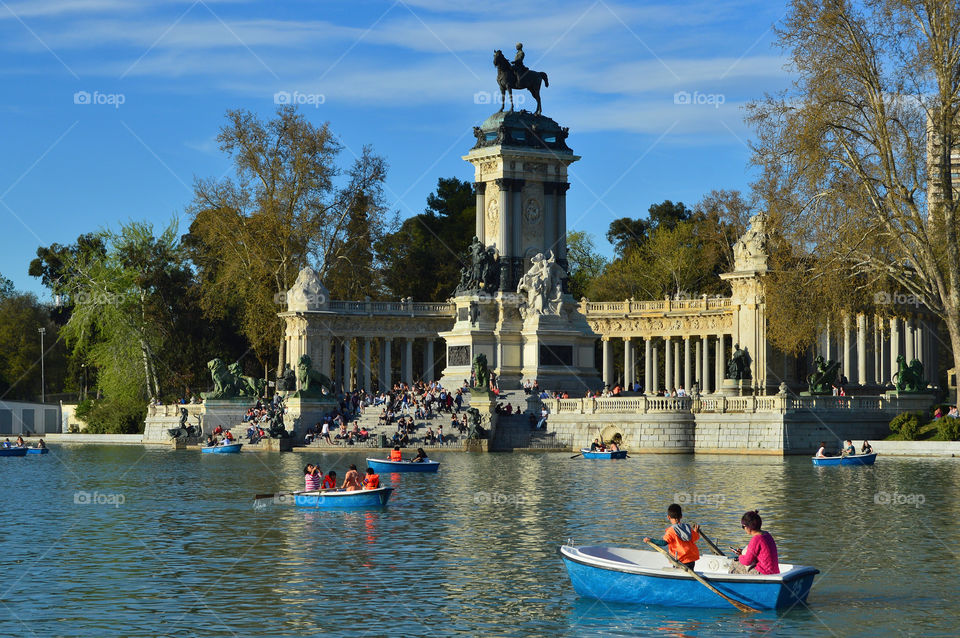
[297,403,468,450]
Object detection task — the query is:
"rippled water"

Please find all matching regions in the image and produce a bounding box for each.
[2,446,959,636]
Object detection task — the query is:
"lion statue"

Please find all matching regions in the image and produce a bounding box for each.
[201,358,240,399]
[227,362,266,398]
[295,354,334,397]
[472,352,490,391]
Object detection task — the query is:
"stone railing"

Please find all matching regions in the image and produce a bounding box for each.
[326,299,455,317]
[580,297,732,315]
[543,393,934,416]
[146,403,204,418]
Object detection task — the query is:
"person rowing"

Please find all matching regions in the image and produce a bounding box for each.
[341,464,362,491]
[643,503,700,570]
[412,448,428,463]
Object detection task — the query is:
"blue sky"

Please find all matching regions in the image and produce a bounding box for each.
[0,0,792,297]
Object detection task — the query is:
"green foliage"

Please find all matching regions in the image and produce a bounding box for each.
[0,292,67,401]
[0,273,13,299]
[565,231,607,300]
[889,412,923,440]
[377,177,475,300]
[936,418,960,442]
[79,397,146,434]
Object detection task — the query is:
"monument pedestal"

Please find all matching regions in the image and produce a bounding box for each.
[439,292,524,390]
[284,395,338,441]
[201,399,252,436]
[718,378,753,396]
[519,300,600,393]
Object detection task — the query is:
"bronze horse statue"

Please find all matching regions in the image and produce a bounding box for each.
[493,49,549,115]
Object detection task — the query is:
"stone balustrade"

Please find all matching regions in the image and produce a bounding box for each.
[580,297,732,315]
[326,299,455,317]
[146,403,204,418]
[543,393,933,416]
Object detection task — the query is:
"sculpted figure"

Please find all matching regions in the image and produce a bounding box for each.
[493,46,549,115]
[295,354,335,398]
[725,344,752,380]
[516,251,566,317]
[894,354,926,394]
[228,362,266,397]
[806,355,840,395]
[472,353,491,391]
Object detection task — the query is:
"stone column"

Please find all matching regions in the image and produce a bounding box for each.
[664,337,673,393]
[651,344,659,394]
[319,338,331,379]
[644,337,653,394]
[425,339,435,383]
[363,338,372,392]
[872,317,880,386]
[557,183,569,261]
[701,336,711,394]
[342,338,352,391]
[889,317,900,384]
[857,314,867,386]
[684,337,692,392]
[904,316,915,363]
[404,338,414,386]
[674,339,681,390]
[715,334,724,387]
[623,337,633,388]
[475,182,486,242]
[878,319,887,385]
[333,341,342,387]
[842,314,852,383]
[602,338,612,388]
[382,338,392,390]
[695,339,702,390]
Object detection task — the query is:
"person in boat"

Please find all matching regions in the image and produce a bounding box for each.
[730,510,779,574]
[815,441,830,457]
[841,439,855,456]
[205,434,217,447]
[15,436,25,447]
[607,441,619,452]
[322,470,337,490]
[861,440,874,455]
[644,503,700,570]
[412,448,428,463]
[362,467,380,490]
[589,438,600,451]
[1,438,8,448]
[304,464,321,491]
[390,445,403,462]
[36,439,46,449]
[223,430,235,444]
[342,464,363,491]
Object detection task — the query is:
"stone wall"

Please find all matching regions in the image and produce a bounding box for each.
[547,412,696,453]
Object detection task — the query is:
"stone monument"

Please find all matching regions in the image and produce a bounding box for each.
[439,55,600,392]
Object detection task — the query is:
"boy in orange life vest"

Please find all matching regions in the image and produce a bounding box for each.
[362,467,380,489]
[390,446,403,462]
[643,503,701,569]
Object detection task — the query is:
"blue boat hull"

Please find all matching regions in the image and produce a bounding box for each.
[202,443,243,454]
[366,458,439,473]
[0,448,28,457]
[293,487,393,509]
[581,449,628,459]
[560,546,818,610]
[812,452,877,466]
[26,448,49,454]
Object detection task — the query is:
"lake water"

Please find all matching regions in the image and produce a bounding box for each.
[2,446,958,636]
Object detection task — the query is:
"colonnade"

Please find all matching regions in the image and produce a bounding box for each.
[315,336,439,392]
[824,314,939,386]
[601,334,730,394]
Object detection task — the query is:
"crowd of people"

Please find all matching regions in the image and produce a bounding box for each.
[2,436,45,449]
[303,462,385,492]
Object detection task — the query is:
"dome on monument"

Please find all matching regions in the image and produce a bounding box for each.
[472,110,572,152]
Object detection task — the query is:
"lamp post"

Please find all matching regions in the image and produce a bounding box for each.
[38,327,46,403]
[80,363,87,401]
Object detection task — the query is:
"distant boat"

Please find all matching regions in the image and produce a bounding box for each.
[201,443,243,454]
[366,458,440,473]
[291,487,393,509]
[0,448,28,457]
[812,452,877,466]
[580,448,628,459]
[559,544,819,610]
[26,448,49,455]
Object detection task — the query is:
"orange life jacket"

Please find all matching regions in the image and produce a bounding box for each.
[390,449,402,462]
[663,525,700,564]
[363,474,380,489]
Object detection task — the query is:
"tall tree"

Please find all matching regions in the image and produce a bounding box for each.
[747,1,960,366]
[187,107,390,373]
[565,230,607,299]
[377,177,475,300]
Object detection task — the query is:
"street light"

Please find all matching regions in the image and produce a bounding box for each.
[38,327,46,403]
[80,363,87,401]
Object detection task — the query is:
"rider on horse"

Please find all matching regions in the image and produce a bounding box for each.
[512,42,528,83]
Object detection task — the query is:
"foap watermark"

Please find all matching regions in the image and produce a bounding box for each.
[873,291,922,308]
[273,290,328,307]
[274,90,325,108]
[674,492,725,506]
[73,290,132,306]
[73,90,125,109]
[74,490,125,508]
[874,491,925,508]
[673,90,725,109]
[473,491,526,506]
[473,90,525,107]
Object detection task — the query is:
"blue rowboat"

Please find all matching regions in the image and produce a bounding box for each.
[366,458,440,473]
[0,447,28,457]
[292,487,393,509]
[201,443,243,454]
[580,448,628,459]
[560,545,818,610]
[812,452,877,466]
[26,448,49,455]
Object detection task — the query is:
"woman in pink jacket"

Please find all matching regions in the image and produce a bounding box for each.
[730,510,780,574]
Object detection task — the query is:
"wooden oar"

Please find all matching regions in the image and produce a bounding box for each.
[569,453,582,459]
[698,528,726,557]
[643,540,759,613]
[254,489,335,500]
